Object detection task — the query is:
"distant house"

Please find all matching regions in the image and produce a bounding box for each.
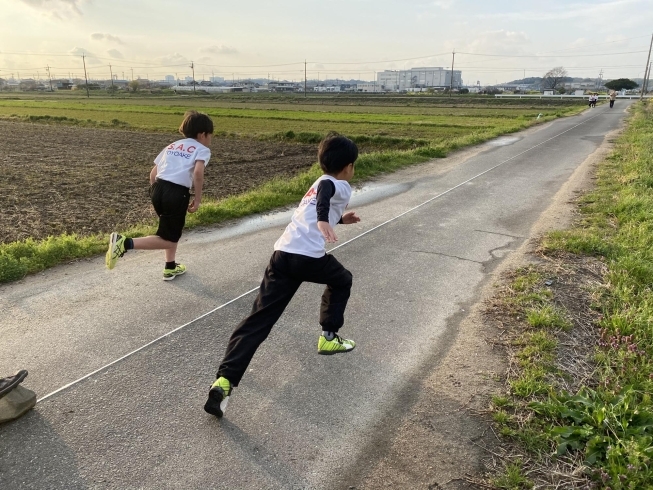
[53,79,73,90]
[268,81,297,92]
[314,85,341,93]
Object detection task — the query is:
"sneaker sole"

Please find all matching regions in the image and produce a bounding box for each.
[318,345,355,355]
[162,269,186,281]
[204,388,228,418]
[106,232,118,270]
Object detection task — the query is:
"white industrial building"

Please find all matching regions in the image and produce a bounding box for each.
[356,82,382,93]
[378,67,462,91]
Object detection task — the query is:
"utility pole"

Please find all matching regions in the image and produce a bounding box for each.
[190,61,195,93]
[46,65,53,92]
[449,49,455,97]
[304,60,307,98]
[82,54,90,98]
[641,33,653,101]
[109,64,114,88]
[131,68,134,81]
[643,61,652,96]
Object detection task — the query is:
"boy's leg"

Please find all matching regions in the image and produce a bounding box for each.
[151,180,189,278]
[130,236,176,250]
[164,242,178,263]
[105,180,187,272]
[294,254,353,332]
[301,254,353,332]
[217,251,301,386]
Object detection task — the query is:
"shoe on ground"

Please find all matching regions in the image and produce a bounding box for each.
[204,377,232,418]
[106,232,126,270]
[318,333,356,355]
[163,263,186,281]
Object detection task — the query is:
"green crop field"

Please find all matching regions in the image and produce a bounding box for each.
[0,95,584,142]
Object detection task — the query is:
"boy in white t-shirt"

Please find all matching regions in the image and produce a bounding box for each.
[204,134,360,418]
[105,110,213,280]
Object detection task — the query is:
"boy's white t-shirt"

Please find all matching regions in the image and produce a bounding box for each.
[274,175,352,258]
[154,138,211,189]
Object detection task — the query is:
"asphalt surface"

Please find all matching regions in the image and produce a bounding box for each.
[0,103,630,489]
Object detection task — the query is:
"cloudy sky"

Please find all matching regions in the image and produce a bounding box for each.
[1,0,652,84]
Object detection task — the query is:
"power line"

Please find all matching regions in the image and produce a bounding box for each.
[456,49,649,58]
[308,52,451,65]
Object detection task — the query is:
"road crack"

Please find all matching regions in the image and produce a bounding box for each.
[412,250,484,264]
[473,229,524,239]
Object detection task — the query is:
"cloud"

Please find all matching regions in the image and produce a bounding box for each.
[157,53,189,66]
[477,0,643,22]
[463,30,531,55]
[433,0,455,9]
[68,46,102,65]
[107,49,123,59]
[200,45,239,56]
[19,0,85,18]
[91,33,124,45]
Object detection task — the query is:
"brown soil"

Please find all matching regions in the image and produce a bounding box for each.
[0,121,316,243]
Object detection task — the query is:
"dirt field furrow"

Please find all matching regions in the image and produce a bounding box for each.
[0,121,316,243]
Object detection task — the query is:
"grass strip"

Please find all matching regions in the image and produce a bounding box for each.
[0,112,578,285]
[491,101,653,489]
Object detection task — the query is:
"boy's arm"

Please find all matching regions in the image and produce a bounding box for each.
[188,160,205,213]
[340,211,361,224]
[316,180,338,242]
[149,165,157,185]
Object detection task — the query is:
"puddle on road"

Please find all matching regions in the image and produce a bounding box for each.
[487,136,520,147]
[190,182,410,244]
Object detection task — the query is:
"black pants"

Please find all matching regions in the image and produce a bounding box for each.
[610,100,615,108]
[150,179,190,243]
[217,251,353,385]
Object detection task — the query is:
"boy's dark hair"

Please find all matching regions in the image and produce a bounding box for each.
[318,133,358,174]
[179,110,214,138]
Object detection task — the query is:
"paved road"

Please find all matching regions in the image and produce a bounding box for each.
[0,104,629,489]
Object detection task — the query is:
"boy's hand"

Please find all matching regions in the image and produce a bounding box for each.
[188,197,200,213]
[341,211,360,224]
[318,221,338,243]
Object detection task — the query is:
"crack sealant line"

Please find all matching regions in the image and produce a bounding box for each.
[36,287,259,403]
[37,110,605,404]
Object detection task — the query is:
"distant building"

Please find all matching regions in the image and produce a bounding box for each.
[356,82,382,92]
[378,67,462,91]
[268,81,297,92]
[314,85,341,92]
[210,76,225,84]
[165,75,175,83]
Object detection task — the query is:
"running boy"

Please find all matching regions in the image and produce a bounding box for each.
[105,110,213,280]
[204,134,360,418]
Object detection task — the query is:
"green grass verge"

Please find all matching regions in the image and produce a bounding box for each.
[491,101,653,490]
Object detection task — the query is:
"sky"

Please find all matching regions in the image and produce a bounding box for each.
[0,0,652,85]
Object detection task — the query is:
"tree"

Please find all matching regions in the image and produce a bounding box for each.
[604,78,638,91]
[128,80,139,92]
[542,66,568,91]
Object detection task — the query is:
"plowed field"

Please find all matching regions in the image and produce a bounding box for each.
[0,121,316,243]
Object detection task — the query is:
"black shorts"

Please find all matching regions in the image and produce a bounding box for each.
[150,179,190,243]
